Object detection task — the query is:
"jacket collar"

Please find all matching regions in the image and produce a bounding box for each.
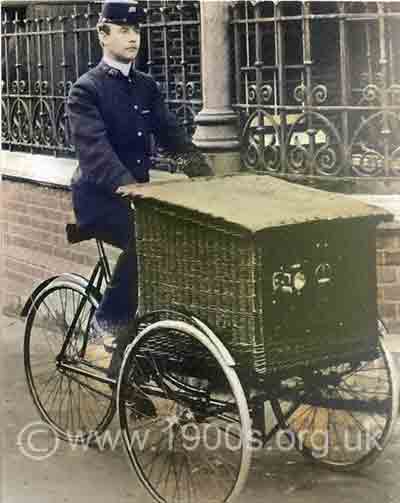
[102,56,132,76]
[98,60,135,81]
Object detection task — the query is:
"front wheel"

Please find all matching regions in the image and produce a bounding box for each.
[273,335,399,471]
[117,320,252,503]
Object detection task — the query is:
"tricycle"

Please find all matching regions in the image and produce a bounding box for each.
[22,174,399,503]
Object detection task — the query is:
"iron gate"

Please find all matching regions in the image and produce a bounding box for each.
[231,1,400,179]
[1,0,201,157]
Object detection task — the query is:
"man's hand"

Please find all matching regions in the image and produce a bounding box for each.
[115,183,144,199]
[181,150,213,178]
[168,146,213,178]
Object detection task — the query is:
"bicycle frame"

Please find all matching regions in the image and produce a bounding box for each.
[29,239,117,388]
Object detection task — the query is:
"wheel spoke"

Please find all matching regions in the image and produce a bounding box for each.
[25,283,115,442]
[276,338,398,469]
[118,320,251,503]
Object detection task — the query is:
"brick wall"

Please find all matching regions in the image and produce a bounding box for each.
[3,178,400,334]
[1,179,117,316]
[377,223,400,333]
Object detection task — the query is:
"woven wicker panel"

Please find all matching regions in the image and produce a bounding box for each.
[136,200,267,375]
[136,200,379,377]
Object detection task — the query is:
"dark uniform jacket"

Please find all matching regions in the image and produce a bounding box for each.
[67,60,192,227]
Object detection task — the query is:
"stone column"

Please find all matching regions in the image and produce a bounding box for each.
[193,1,241,175]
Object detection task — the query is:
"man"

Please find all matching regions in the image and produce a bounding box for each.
[67,0,211,380]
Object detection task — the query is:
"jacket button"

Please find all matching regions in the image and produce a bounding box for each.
[137,131,143,137]
[137,159,142,164]
[133,105,138,110]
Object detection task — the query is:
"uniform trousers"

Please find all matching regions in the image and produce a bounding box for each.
[72,184,138,341]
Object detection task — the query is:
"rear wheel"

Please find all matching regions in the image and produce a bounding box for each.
[24,281,115,442]
[273,335,399,470]
[117,320,252,503]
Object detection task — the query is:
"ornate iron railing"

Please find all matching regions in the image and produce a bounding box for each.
[1,0,202,157]
[231,1,400,179]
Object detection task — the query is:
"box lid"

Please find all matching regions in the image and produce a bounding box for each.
[133,175,393,235]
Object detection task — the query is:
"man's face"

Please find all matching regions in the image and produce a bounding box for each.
[100,24,141,63]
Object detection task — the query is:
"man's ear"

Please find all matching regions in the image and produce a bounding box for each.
[97,25,106,47]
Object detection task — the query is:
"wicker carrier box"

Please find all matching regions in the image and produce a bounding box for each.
[134,175,392,377]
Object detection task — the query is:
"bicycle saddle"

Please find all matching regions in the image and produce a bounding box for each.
[65,223,96,244]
